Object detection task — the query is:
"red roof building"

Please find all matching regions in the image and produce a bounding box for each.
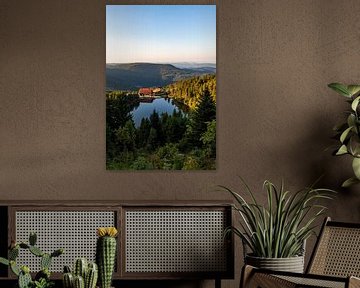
[138,88,152,96]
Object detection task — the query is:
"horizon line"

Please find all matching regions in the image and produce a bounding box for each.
[106,61,217,64]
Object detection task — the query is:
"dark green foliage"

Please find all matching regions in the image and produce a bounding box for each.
[50,248,63,258]
[166,74,216,109]
[32,278,54,288]
[186,89,216,147]
[200,120,216,158]
[19,243,29,249]
[35,268,50,282]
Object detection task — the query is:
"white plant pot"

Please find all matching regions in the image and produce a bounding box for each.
[245,254,305,273]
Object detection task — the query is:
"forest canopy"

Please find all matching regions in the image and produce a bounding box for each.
[106,75,216,170]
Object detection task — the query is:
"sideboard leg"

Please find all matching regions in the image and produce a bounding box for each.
[215,278,221,288]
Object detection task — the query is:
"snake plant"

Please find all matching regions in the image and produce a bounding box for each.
[328,83,360,187]
[221,179,335,258]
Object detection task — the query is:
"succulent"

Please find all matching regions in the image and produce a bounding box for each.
[0,232,63,288]
[63,259,98,288]
[96,227,118,288]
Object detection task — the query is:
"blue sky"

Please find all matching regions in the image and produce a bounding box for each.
[106,5,216,63]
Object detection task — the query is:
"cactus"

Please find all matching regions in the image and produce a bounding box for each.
[29,232,37,246]
[74,275,85,288]
[10,260,20,276]
[74,258,88,279]
[18,270,32,288]
[0,232,63,288]
[96,227,118,288]
[85,263,98,288]
[64,265,72,273]
[63,272,74,288]
[29,245,44,257]
[41,253,52,270]
[51,248,64,257]
[9,246,19,260]
[63,260,98,288]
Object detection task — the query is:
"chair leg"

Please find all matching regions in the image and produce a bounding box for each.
[349,276,360,288]
[240,265,296,288]
[240,265,255,288]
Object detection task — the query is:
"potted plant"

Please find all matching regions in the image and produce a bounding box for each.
[221,179,334,273]
[328,83,360,187]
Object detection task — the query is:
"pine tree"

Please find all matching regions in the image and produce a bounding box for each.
[187,88,216,147]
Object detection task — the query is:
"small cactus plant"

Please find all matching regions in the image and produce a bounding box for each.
[0,232,63,288]
[96,227,118,288]
[62,259,98,288]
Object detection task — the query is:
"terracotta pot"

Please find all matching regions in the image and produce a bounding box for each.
[245,254,304,273]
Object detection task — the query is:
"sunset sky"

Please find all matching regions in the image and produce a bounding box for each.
[106,5,216,64]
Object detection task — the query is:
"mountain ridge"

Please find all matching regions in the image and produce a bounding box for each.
[106,63,216,91]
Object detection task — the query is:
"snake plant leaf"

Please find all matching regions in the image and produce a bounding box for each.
[336,145,348,155]
[340,126,353,143]
[342,177,360,188]
[352,157,360,180]
[328,83,351,97]
[347,85,360,97]
[351,96,360,111]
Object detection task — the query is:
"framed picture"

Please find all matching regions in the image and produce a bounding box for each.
[106,4,216,170]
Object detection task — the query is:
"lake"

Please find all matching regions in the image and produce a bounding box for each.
[131,98,187,127]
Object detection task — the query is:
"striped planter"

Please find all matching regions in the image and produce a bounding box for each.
[245,254,305,273]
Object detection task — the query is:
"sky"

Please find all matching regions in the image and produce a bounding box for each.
[106,5,216,64]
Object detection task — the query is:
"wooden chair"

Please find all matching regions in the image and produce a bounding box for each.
[241,217,360,288]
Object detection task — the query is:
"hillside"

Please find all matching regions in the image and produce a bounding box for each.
[106,63,216,91]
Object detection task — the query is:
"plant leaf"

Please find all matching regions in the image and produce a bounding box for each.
[352,96,360,111]
[328,83,350,97]
[342,177,360,188]
[336,145,348,155]
[352,157,360,179]
[340,126,353,143]
[347,85,360,97]
[347,114,356,128]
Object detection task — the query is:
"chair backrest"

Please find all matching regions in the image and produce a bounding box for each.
[307,217,360,277]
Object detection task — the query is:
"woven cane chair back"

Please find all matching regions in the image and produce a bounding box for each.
[308,219,360,278]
